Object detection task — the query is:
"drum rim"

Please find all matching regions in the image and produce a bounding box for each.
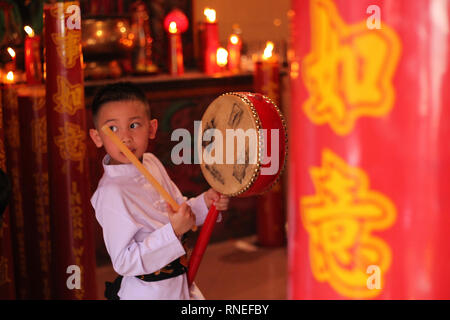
[255,93,288,195]
[200,92,288,197]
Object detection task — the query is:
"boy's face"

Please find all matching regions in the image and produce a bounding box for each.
[89,100,158,165]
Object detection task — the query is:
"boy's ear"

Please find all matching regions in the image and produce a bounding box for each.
[89,128,104,148]
[149,119,158,139]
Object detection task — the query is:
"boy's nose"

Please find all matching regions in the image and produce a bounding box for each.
[120,131,132,145]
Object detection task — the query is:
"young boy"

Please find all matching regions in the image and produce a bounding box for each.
[89,82,229,300]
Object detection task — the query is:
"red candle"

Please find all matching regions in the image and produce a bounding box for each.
[254,41,280,104]
[0,72,16,299]
[253,41,284,247]
[24,26,43,85]
[5,47,16,72]
[216,47,228,73]
[2,71,31,298]
[164,10,188,76]
[227,34,241,73]
[168,22,184,75]
[202,8,220,75]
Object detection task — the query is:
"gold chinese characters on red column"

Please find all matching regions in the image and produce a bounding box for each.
[300,149,396,298]
[290,0,450,300]
[44,1,96,299]
[294,0,400,299]
[301,0,400,136]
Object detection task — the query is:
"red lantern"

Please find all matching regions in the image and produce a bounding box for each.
[163,9,189,34]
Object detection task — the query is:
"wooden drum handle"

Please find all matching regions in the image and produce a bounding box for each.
[187,203,220,286]
[101,125,197,231]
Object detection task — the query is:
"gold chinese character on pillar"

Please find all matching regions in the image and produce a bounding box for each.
[301,149,396,298]
[53,122,86,173]
[302,0,401,135]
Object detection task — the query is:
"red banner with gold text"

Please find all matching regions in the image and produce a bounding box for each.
[289,0,450,299]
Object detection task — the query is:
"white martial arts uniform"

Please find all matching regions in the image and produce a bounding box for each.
[91,153,214,300]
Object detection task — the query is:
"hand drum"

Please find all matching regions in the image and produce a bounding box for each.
[188,92,288,285]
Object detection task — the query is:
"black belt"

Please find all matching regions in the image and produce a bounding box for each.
[104,236,191,300]
[104,257,188,300]
[135,256,187,282]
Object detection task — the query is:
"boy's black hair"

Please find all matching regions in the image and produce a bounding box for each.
[91,82,151,127]
[0,169,11,223]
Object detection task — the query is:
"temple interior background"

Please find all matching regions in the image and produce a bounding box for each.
[0,0,449,300]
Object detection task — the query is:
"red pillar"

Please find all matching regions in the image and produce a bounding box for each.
[2,81,29,299]
[18,86,52,299]
[0,89,16,299]
[289,0,450,299]
[44,1,97,299]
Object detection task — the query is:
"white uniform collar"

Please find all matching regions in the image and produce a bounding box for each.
[102,154,144,177]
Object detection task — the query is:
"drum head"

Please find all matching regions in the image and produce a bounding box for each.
[198,94,260,196]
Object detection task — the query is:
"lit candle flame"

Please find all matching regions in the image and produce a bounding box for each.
[230,35,239,45]
[204,8,216,23]
[7,47,16,59]
[263,41,274,60]
[169,21,178,34]
[24,25,35,37]
[216,48,228,67]
[6,71,14,83]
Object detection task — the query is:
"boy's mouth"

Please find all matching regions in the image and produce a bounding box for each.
[121,148,136,156]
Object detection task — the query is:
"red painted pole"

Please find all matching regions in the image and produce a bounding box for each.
[187,205,219,286]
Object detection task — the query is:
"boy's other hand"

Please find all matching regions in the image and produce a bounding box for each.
[204,188,230,211]
[167,202,196,237]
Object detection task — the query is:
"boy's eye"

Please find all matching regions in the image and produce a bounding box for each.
[109,125,118,133]
[130,122,140,129]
